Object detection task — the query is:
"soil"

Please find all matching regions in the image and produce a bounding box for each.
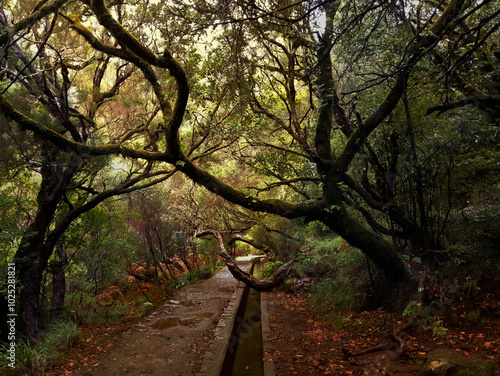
[50,264,243,376]
[50,273,500,376]
[264,291,500,375]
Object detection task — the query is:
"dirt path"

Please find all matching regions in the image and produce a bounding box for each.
[53,261,253,376]
[52,266,499,376]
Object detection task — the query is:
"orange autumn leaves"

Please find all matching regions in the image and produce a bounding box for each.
[269,292,499,376]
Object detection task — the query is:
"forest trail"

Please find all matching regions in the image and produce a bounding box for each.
[51,262,500,376]
[58,259,254,376]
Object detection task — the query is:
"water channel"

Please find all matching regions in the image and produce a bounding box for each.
[220,257,264,376]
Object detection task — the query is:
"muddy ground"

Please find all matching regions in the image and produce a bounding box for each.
[51,265,243,376]
[51,270,499,376]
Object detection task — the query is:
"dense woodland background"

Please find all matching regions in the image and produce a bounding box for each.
[0,0,499,372]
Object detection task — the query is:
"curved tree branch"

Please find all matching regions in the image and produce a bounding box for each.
[227,236,272,254]
[196,229,294,291]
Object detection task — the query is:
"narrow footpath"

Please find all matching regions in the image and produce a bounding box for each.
[59,259,254,376]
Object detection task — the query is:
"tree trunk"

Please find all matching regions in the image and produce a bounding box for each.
[403,94,432,252]
[321,211,417,309]
[50,243,67,320]
[15,245,47,342]
[323,210,413,284]
[14,142,68,341]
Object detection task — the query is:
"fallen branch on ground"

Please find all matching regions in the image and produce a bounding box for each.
[342,318,418,359]
[343,273,427,359]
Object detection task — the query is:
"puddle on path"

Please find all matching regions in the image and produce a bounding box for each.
[151,312,215,330]
[197,312,214,319]
[151,317,198,329]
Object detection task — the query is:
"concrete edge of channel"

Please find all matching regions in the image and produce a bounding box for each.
[195,273,248,376]
[261,292,277,376]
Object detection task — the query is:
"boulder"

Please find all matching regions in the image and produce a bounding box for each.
[419,349,498,376]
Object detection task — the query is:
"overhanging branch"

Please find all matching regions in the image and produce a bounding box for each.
[196,229,294,291]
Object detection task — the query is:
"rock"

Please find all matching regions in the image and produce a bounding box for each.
[419,349,498,376]
[465,309,481,324]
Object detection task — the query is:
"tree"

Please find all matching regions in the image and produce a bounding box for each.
[1,1,498,340]
[0,1,175,341]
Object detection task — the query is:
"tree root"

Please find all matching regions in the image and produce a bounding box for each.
[342,317,418,359]
[196,229,295,291]
[343,271,429,360]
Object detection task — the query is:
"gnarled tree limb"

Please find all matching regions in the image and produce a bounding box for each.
[196,229,294,291]
[227,236,272,254]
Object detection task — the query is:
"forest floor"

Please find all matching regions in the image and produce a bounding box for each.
[50,275,500,376]
[264,291,500,375]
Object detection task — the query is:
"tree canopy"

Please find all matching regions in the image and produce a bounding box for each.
[0,0,499,342]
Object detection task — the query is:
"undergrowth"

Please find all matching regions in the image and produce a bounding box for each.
[173,264,214,289]
[261,260,284,279]
[74,264,215,325]
[0,320,80,375]
[285,247,380,320]
[0,264,216,375]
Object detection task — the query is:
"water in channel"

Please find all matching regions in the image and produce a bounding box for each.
[221,257,264,376]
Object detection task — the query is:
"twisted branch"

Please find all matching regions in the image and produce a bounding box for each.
[196,229,294,291]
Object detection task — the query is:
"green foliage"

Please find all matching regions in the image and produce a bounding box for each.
[261,261,284,279]
[65,203,137,295]
[292,249,375,314]
[75,303,130,325]
[427,319,449,337]
[173,265,214,289]
[196,237,220,266]
[403,300,421,318]
[442,203,500,284]
[462,203,500,253]
[305,236,344,255]
[0,320,80,375]
[2,0,500,347]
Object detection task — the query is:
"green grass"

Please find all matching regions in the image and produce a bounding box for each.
[289,249,377,317]
[0,320,81,375]
[173,264,214,289]
[261,261,284,279]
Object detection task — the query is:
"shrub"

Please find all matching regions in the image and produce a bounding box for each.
[0,320,80,375]
[261,261,284,279]
[173,264,214,289]
[290,249,381,315]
